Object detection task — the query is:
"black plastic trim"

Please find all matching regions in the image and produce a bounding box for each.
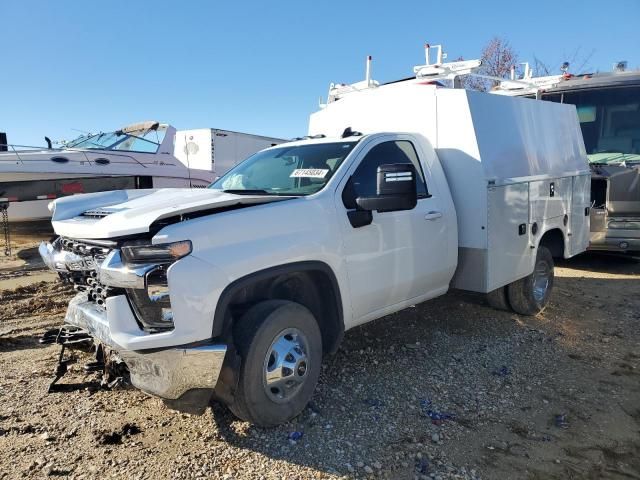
[347,209,373,228]
[212,261,344,343]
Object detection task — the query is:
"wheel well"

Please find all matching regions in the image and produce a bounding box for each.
[539,228,565,258]
[214,263,344,354]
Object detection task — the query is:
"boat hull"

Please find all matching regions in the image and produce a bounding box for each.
[1,173,213,222]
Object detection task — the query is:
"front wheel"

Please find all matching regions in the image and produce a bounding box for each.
[507,246,554,315]
[229,300,322,427]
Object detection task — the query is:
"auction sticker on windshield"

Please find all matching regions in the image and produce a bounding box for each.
[290,169,329,178]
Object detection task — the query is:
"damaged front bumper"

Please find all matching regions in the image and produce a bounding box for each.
[40,239,228,414]
[64,294,227,412]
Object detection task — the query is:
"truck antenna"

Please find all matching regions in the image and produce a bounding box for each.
[365,55,373,87]
[184,134,193,188]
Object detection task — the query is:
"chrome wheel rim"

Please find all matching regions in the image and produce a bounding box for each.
[263,328,309,403]
[532,260,551,303]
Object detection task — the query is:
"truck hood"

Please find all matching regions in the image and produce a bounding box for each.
[50,188,289,239]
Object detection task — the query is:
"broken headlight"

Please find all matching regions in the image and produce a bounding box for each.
[127,267,174,332]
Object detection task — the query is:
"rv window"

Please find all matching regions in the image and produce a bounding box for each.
[540,93,562,103]
[343,140,429,208]
[547,86,640,163]
[577,106,596,123]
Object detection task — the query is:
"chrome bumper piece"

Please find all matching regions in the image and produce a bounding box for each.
[39,241,97,272]
[39,241,158,289]
[98,249,158,289]
[121,344,227,401]
[64,294,227,402]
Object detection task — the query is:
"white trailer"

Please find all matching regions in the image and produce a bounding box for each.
[173,129,284,179]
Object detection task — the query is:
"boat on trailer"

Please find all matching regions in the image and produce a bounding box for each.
[0,121,283,223]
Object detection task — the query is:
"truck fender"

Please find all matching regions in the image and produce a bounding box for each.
[212,261,345,354]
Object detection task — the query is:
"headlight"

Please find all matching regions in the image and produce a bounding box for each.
[128,267,174,332]
[121,240,192,264]
[120,240,191,332]
[608,221,640,230]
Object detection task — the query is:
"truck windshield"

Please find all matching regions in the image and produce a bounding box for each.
[546,86,640,165]
[210,141,357,195]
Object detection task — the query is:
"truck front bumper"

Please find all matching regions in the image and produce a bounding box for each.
[65,294,227,412]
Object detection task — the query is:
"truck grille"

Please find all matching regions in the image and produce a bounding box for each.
[57,237,120,307]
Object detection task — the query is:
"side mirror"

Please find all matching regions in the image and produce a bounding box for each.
[355,163,417,213]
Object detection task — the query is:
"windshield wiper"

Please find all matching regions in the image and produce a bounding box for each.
[223,189,272,195]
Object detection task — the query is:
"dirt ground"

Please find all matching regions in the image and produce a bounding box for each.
[0,230,638,480]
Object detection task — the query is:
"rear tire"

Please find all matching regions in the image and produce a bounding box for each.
[229,300,322,427]
[486,286,511,311]
[507,246,554,315]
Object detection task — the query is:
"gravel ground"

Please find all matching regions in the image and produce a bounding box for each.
[0,240,638,480]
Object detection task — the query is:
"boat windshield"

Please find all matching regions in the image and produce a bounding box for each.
[209,141,357,196]
[65,125,168,153]
[545,86,640,165]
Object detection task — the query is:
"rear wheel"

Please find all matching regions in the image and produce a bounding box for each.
[507,246,554,315]
[486,286,511,311]
[229,300,322,427]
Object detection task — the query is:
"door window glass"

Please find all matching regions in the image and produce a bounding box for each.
[342,140,429,208]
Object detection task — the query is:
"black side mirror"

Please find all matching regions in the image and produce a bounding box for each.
[356,163,417,213]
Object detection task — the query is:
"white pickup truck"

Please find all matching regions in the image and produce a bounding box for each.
[39,81,590,426]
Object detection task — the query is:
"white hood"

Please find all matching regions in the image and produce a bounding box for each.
[50,188,287,239]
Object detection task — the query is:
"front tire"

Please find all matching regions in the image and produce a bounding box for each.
[229,300,322,427]
[507,246,554,315]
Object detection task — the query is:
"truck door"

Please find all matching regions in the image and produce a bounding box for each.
[336,136,448,322]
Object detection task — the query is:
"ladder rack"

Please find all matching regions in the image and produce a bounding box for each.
[321,43,539,105]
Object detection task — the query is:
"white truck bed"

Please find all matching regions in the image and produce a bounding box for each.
[309,83,590,292]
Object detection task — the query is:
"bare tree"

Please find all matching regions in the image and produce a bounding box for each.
[532,47,596,77]
[464,37,518,91]
[532,56,551,77]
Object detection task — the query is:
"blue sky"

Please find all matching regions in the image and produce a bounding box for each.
[2,0,639,146]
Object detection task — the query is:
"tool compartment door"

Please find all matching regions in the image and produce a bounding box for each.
[529,178,571,223]
[569,174,590,255]
[487,183,534,291]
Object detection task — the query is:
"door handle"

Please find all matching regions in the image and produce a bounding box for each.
[424,211,442,221]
